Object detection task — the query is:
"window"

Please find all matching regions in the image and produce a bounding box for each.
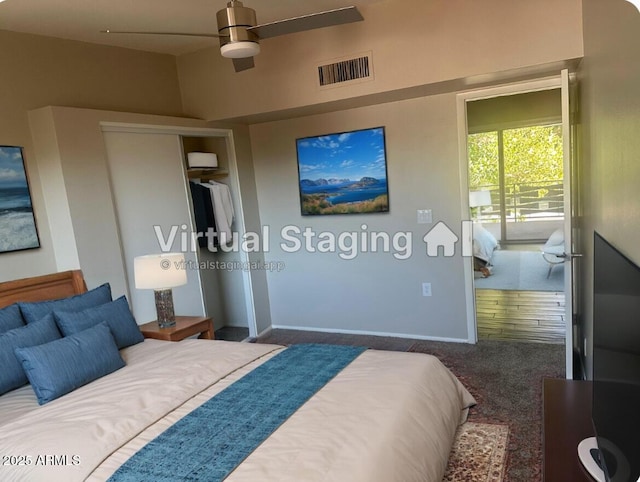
[468,124,564,243]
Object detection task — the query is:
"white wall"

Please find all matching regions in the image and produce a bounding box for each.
[174,0,585,341]
[2,1,586,340]
[177,0,583,122]
[578,0,640,376]
[0,30,182,283]
[27,110,80,272]
[27,107,210,297]
[27,106,272,331]
[250,93,468,341]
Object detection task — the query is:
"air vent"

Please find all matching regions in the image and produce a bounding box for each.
[317,52,373,88]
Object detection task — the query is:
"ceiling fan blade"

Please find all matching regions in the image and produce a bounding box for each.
[233,57,255,72]
[248,6,363,40]
[101,30,224,38]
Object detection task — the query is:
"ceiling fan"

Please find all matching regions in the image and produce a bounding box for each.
[102,1,363,72]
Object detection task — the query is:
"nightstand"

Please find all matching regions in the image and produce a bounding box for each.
[139,316,214,341]
[543,378,593,481]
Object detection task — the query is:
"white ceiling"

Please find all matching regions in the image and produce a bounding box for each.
[0,0,384,55]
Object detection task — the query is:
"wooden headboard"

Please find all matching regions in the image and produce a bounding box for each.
[0,270,87,309]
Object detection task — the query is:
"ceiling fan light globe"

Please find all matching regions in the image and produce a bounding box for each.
[220,41,260,59]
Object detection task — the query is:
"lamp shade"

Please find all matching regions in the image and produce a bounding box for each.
[134,253,187,290]
[469,190,492,208]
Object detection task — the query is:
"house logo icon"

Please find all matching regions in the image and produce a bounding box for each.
[423,221,458,257]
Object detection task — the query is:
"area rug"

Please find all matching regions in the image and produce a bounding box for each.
[444,422,509,482]
[474,249,564,291]
[408,339,564,482]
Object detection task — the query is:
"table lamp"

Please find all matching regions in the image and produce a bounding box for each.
[134,253,187,328]
[469,190,492,221]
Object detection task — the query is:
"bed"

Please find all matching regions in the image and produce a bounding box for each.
[473,223,499,276]
[0,270,475,482]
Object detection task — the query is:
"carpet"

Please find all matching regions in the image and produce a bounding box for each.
[214,326,249,342]
[444,422,509,482]
[408,339,564,482]
[475,249,564,291]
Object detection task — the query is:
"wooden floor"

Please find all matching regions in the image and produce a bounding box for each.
[475,289,566,344]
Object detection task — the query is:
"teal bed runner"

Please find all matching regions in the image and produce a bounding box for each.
[108,343,366,482]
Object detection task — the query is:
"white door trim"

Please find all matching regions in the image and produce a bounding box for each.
[560,69,574,378]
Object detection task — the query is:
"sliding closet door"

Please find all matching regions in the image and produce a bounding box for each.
[103,130,205,323]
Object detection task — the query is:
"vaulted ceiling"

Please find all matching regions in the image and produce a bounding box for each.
[0,0,385,55]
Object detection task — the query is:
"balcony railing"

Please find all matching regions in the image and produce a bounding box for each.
[475,180,564,223]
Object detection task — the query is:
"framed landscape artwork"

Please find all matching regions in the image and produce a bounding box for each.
[0,146,40,253]
[296,127,389,215]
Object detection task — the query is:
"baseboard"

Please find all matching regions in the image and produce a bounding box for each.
[270,324,470,344]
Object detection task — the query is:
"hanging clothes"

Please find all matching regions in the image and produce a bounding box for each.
[189,181,217,249]
[209,180,234,226]
[204,180,234,246]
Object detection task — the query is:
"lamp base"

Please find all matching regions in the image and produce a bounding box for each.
[154,289,176,328]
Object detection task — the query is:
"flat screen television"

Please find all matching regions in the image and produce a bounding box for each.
[580,232,640,481]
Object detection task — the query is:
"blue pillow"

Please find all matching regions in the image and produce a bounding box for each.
[18,283,112,324]
[0,304,25,333]
[54,296,144,349]
[14,322,125,405]
[0,314,61,395]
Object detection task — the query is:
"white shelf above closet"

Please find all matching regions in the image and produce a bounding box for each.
[187,168,229,182]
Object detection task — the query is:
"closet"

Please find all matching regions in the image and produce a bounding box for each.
[182,136,250,340]
[102,125,255,340]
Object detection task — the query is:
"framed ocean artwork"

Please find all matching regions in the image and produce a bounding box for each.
[296,127,389,215]
[0,146,40,253]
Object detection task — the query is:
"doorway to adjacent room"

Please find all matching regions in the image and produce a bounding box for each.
[467,101,566,343]
[457,72,577,376]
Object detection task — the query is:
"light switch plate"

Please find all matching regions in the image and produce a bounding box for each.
[417,209,432,224]
[422,282,432,297]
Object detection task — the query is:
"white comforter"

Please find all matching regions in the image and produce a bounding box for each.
[473,223,499,263]
[0,339,475,482]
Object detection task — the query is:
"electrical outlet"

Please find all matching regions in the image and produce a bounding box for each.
[422,282,432,297]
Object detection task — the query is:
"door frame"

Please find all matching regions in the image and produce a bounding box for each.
[456,73,574,376]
